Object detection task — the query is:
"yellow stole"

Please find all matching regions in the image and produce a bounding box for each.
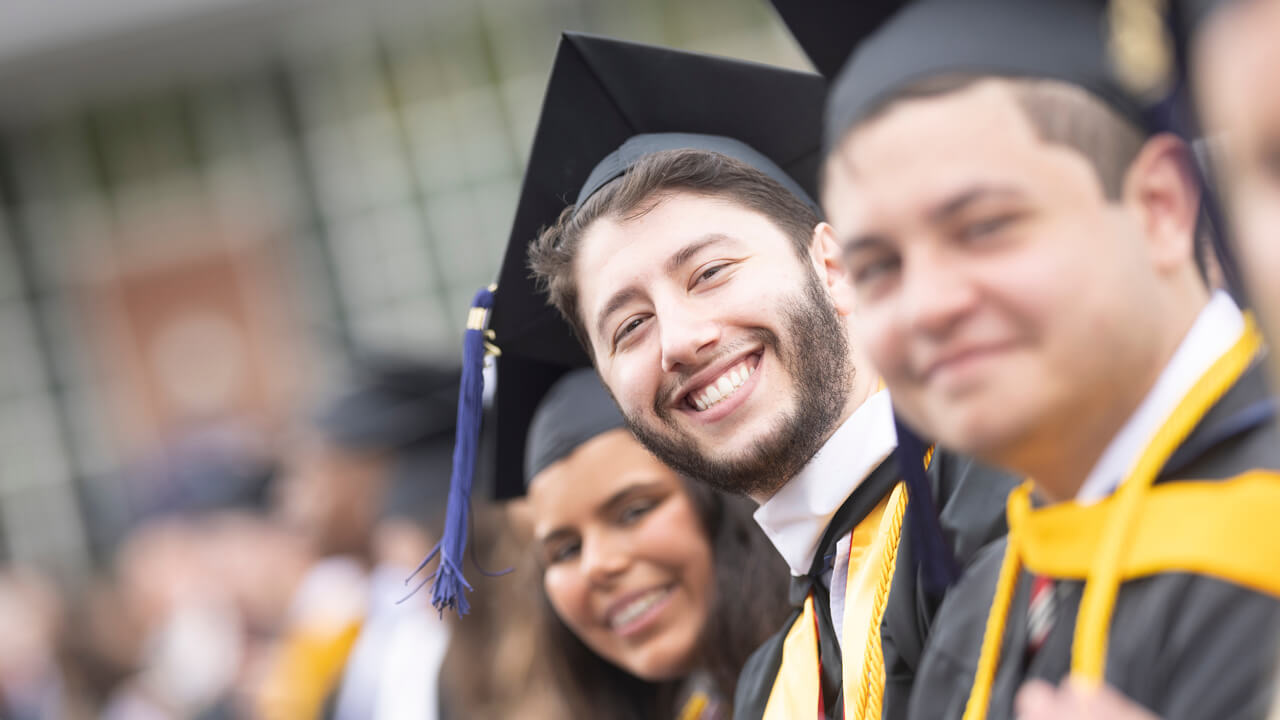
[962,319,1280,720]
[762,482,909,720]
[678,691,712,720]
[256,619,363,720]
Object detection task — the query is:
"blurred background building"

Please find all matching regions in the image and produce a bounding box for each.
[0,0,808,585]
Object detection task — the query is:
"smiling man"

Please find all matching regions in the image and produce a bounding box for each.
[483,31,1015,720]
[819,1,1280,718]
[537,151,871,502]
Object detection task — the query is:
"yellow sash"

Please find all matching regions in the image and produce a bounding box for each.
[842,482,909,720]
[762,594,823,719]
[1010,472,1280,595]
[678,691,712,720]
[962,318,1269,720]
[762,482,908,720]
[256,619,363,720]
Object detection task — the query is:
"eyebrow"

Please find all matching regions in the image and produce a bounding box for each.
[927,184,1025,224]
[534,479,666,545]
[536,527,574,549]
[595,285,642,342]
[839,184,1026,254]
[593,233,736,341]
[664,233,734,276]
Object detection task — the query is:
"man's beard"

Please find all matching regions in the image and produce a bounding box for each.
[623,270,854,498]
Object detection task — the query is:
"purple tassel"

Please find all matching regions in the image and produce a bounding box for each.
[406,286,494,617]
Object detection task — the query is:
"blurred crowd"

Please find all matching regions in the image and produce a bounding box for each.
[0,358,563,720]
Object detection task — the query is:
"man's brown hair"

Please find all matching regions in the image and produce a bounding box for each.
[528,149,821,355]
[843,74,1148,200]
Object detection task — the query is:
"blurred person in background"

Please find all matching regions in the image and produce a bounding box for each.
[55,575,140,720]
[1193,0,1280,364]
[260,357,458,720]
[102,519,246,720]
[0,568,65,720]
[328,363,458,720]
[196,511,314,718]
[521,369,791,720]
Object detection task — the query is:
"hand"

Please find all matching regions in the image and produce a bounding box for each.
[1015,676,1161,720]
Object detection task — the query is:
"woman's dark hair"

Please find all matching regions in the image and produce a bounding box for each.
[536,478,791,719]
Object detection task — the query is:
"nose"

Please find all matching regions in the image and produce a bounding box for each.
[658,302,721,373]
[897,247,978,338]
[581,528,631,587]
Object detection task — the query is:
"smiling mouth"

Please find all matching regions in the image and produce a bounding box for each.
[609,586,674,631]
[684,353,761,412]
[922,343,1014,383]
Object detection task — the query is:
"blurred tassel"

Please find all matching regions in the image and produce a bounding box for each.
[407,286,495,617]
[893,417,959,598]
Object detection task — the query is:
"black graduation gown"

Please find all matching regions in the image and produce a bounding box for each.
[733,450,1017,720]
[907,361,1280,720]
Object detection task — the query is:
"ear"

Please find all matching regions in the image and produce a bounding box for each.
[810,222,858,317]
[1122,133,1201,274]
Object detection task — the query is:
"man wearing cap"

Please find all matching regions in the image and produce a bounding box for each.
[819,1,1280,718]
[481,32,1015,720]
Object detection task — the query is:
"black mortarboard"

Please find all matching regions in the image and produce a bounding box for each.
[315,357,460,453]
[765,0,904,78]
[524,368,627,486]
[825,0,1148,152]
[487,31,827,501]
[419,33,827,617]
[314,357,462,521]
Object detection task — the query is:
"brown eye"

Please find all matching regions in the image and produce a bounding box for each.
[960,214,1017,242]
[614,316,647,348]
[853,255,901,285]
[692,261,735,289]
[618,498,658,525]
[546,540,581,565]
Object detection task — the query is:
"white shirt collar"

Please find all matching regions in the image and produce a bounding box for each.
[753,388,899,576]
[1077,291,1246,503]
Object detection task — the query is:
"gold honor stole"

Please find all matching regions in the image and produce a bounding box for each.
[762,481,909,720]
[963,319,1280,720]
[256,619,363,720]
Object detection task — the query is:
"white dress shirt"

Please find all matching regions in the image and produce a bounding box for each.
[754,388,899,648]
[1078,291,1246,503]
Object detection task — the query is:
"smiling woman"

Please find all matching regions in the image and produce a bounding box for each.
[525,369,790,720]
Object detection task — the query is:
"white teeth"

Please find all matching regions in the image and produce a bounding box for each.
[689,358,757,411]
[611,588,670,629]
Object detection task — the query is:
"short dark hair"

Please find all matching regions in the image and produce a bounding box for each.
[842,74,1148,201]
[529,149,822,356]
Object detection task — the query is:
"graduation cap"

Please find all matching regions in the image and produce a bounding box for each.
[315,357,460,453]
[765,0,904,78]
[824,0,1154,151]
[524,367,628,487]
[313,357,462,522]
[416,32,828,617]
[490,31,827,500]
